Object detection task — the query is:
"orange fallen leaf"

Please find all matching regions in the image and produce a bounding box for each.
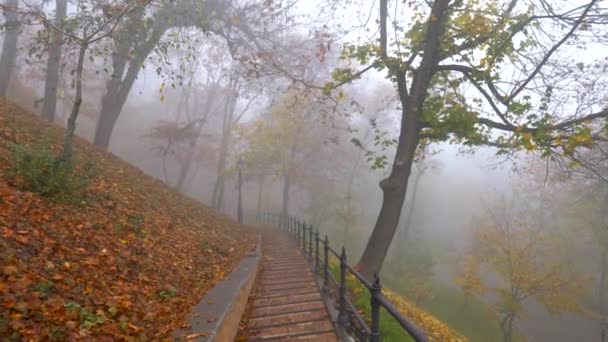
[3,265,17,275]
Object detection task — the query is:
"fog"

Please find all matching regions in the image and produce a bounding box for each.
[2,0,608,341]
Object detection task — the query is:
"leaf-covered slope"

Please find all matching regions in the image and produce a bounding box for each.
[0,99,257,340]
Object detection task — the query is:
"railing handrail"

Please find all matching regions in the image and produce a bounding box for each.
[258,212,428,342]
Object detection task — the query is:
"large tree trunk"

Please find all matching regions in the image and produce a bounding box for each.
[0,0,20,97]
[357,111,420,278]
[357,0,450,279]
[42,0,67,122]
[93,27,164,150]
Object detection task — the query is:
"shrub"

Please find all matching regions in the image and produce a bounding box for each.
[4,142,95,201]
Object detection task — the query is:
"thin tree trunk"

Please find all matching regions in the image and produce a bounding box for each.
[282,171,290,218]
[42,0,67,121]
[59,44,86,162]
[0,0,20,97]
[357,0,450,278]
[256,175,264,217]
[401,164,424,240]
[175,155,192,190]
[211,86,237,209]
[600,246,608,342]
[175,88,215,191]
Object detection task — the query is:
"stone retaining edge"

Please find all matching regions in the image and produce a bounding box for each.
[173,234,262,341]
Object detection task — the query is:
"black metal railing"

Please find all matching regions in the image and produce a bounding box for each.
[258,213,428,342]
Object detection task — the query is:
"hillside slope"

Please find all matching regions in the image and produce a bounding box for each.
[0,99,257,340]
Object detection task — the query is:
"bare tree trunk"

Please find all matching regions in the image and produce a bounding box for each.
[400,163,424,240]
[175,155,193,190]
[343,165,358,246]
[42,0,67,121]
[500,314,514,342]
[59,44,86,162]
[175,88,214,191]
[282,171,290,218]
[93,27,163,150]
[256,175,264,216]
[357,0,450,279]
[211,86,237,209]
[0,0,19,97]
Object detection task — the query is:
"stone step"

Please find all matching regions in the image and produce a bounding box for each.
[247,320,334,341]
[254,292,322,308]
[251,300,325,318]
[261,281,317,292]
[248,308,329,329]
[256,288,319,299]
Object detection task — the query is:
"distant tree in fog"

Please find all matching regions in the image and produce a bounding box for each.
[39,0,67,122]
[455,255,485,308]
[0,0,20,96]
[92,0,301,151]
[24,0,146,161]
[469,195,586,342]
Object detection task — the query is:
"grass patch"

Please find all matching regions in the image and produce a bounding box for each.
[3,141,96,202]
[328,258,415,341]
[414,281,503,342]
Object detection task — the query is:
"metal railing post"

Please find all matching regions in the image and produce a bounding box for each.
[308,224,313,261]
[297,220,301,245]
[315,228,320,272]
[323,235,329,294]
[302,221,307,252]
[338,246,348,328]
[370,274,382,342]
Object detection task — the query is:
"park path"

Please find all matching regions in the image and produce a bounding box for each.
[241,230,338,341]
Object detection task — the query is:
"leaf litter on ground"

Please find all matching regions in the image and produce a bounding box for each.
[0,99,257,340]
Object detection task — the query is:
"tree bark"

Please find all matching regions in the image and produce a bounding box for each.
[357,0,451,279]
[42,0,67,122]
[59,44,86,162]
[0,0,20,97]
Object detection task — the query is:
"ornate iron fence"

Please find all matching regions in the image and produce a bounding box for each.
[258,213,428,342]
